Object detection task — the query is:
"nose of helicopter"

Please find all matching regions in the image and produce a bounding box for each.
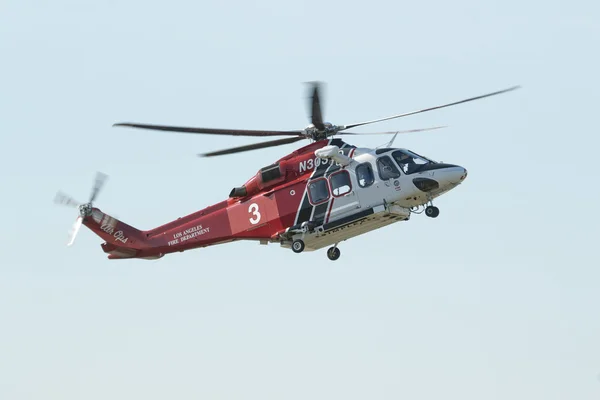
[412,164,467,193]
[444,165,467,184]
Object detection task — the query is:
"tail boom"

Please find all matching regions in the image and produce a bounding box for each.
[82,206,235,260]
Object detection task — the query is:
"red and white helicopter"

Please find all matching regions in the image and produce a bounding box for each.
[55,83,518,261]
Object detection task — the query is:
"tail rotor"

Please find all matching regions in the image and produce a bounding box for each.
[67,216,84,246]
[54,172,108,246]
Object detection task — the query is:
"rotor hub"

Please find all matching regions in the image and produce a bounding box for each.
[304,122,339,141]
[79,203,92,217]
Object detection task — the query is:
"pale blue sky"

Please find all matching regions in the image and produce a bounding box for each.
[1,0,600,399]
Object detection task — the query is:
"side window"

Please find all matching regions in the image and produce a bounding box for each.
[329,171,352,197]
[356,163,374,188]
[376,156,400,180]
[307,178,330,204]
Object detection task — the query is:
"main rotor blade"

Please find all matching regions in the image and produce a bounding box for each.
[338,126,447,135]
[90,172,108,203]
[309,82,325,131]
[114,123,303,137]
[340,86,520,130]
[54,191,81,208]
[199,136,305,157]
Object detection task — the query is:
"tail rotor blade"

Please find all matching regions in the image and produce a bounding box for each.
[90,172,108,203]
[54,191,81,208]
[67,216,83,246]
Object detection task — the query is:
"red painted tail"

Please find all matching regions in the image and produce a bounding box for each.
[83,208,154,259]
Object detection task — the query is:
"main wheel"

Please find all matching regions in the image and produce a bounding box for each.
[327,246,341,261]
[425,206,440,218]
[292,239,305,253]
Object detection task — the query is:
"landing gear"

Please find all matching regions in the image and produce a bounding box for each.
[425,206,440,218]
[327,246,341,261]
[291,239,305,253]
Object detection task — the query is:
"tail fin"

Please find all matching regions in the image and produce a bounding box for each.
[83,208,148,259]
[54,172,159,260]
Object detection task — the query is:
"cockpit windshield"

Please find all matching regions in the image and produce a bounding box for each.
[392,150,435,174]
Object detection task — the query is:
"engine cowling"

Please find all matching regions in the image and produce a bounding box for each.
[229,161,289,198]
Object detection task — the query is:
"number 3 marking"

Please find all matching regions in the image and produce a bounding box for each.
[248,203,261,225]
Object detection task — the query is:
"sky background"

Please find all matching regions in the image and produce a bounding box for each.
[1,0,600,399]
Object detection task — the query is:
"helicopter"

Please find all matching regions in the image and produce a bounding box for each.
[55,82,519,261]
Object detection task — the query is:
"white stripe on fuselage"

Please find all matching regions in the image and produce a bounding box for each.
[311,143,349,223]
[293,139,332,225]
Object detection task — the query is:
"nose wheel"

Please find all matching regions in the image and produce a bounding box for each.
[327,246,341,261]
[425,206,440,218]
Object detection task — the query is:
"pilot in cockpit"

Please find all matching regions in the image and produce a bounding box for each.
[396,152,416,174]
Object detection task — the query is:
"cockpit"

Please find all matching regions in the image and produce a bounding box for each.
[392,149,435,174]
[374,148,437,175]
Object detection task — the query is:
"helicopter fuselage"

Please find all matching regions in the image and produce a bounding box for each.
[81,138,467,260]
